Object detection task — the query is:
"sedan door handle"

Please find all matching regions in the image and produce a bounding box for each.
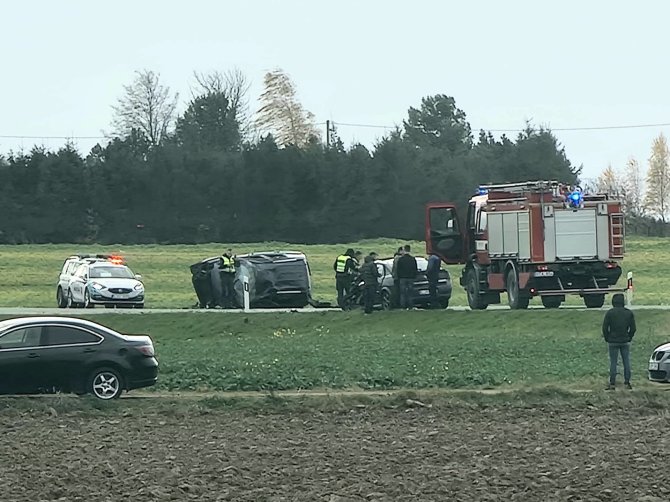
[27,353,40,359]
[82,348,96,353]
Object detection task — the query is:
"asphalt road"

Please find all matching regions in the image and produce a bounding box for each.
[0,304,668,315]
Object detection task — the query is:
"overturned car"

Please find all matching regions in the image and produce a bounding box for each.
[190,251,312,309]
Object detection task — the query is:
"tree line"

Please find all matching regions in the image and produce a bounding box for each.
[594,133,670,235]
[0,69,588,244]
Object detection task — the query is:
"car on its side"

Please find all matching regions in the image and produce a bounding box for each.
[648,342,670,382]
[0,317,158,399]
[65,260,145,309]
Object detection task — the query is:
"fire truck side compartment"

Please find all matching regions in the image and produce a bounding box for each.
[487,211,530,259]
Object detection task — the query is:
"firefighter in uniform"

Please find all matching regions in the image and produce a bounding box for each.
[220,249,236,309]
[333,248,356,308]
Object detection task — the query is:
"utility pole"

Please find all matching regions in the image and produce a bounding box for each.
[325,120,337,148]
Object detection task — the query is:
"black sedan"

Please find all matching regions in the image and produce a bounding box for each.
[0,317,158,399]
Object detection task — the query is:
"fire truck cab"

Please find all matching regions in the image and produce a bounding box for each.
[426,180,625,309]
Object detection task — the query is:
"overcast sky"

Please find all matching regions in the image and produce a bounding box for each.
[1,0,668,180]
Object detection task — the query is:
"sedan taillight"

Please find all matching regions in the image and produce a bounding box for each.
[137,345,155,357]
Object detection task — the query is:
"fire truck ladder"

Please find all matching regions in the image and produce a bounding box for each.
[479,180,560,194]
[610,213,625,258]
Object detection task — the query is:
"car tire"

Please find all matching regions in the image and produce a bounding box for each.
[506,269,529,310]
[380,289,392,310]
[56,287,67,308]
[439,298,450,309]
[84,290,94,309]
[88,367,123,400]
[66,289,79,308]
[583,294,605,309]
[466,269,488,310]
[541,296,562,309]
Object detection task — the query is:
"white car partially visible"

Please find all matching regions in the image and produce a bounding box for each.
[66,262,145,309]
[649,342,670,383]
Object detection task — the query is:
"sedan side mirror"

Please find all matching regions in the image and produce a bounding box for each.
[135,274,143,281]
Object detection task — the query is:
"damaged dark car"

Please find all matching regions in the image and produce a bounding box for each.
[190,251,312,309]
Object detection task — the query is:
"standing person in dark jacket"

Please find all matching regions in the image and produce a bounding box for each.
[333,248,356,308]
[396,244,418,310]
[360,255,380,314]
[602,293,636,390]
[391,247,404,308]
[426,253,441,308]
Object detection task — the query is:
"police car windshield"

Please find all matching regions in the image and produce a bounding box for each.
[90,266,134,279]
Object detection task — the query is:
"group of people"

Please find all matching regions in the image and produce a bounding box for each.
[333,248,378,313]
[333,245,443,314]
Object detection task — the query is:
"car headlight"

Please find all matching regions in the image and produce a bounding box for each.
[90,282,105,290]
[134,283,144,291]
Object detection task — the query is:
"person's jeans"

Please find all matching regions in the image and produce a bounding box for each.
[428,276,438,307]
[399,278,414,309]
[608,342,632,384]
[363,285,377,314]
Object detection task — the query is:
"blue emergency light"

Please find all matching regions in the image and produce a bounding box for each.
[567,189,583,208]
[478,187,488,195]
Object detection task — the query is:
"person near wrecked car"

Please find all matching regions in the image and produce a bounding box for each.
[334,248,357,308]
[220,249,236,309]
[396,244,418,310]
[426,253,441,309]
[602,293,636,390]
[391,247,404,307]
[360,255,380,314]
[354,251,363,270]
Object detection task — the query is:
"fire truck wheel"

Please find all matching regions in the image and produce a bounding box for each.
[506,269,529,310]
[541,296,562,309]
[583,294,605,308]
[466,270,488,310]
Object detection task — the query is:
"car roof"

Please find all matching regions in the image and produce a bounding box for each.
[0,316,113,333]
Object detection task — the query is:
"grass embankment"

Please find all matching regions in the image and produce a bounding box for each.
[3,310,665,393]
[0,236,667,308]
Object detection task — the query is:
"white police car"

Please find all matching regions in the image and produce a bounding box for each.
[62,257,145,309]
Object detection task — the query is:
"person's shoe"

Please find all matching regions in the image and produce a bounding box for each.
[606,383,616,391]
[624,382,633,390]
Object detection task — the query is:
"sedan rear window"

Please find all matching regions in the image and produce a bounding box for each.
[43,326,101,346]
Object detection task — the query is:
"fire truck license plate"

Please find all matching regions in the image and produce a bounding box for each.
[649,362,659,371]
[534,271,554,277]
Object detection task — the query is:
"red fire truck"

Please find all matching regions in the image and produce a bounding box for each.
[425,180,625,309]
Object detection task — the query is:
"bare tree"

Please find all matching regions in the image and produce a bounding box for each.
[644,133,670,223]
[621,156,645,217]
[596,163,622,195]
[254,68,320,147]
[193,68,251,139]
[112,70,179,146]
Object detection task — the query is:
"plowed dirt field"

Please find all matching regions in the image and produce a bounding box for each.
[2,402,669,501]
